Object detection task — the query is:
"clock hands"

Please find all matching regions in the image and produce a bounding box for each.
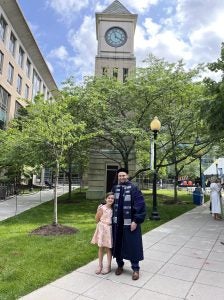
[114,32,122,43]
[105,27,127,47]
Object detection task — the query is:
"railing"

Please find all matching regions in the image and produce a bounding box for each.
[0,184,15,200]
[136,176,174,190]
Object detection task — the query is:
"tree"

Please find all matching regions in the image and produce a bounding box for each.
[203,43,224,137]
[81,56,212,202]
[1,94,92,225]
[60,78,105,199]
[146,58,211,201]
[0,127,31,189]
[82,58,168,171]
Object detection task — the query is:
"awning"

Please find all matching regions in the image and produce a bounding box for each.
[203,158,224,176]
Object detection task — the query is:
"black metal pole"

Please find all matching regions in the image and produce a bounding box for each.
[199,157,202,186]
[150,130,160,220]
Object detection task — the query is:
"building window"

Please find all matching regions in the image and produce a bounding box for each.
[113,67,118,80]
[0,85,10,129]
[14,101,23,117]
[9,32,16,56]
[0,15,7,42]
[0,50,4,73]
[26,59,31,78]
[7,63,14,84]
[17,75,22,94]
[32,69,41,99]
[42,84,46,99]
[18,46,24,68]
[25,84,29,99]
[123,68,128,82]
[102,67,108,76]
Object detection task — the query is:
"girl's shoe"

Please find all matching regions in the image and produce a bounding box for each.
[95,265,103,274]
[101,266,111,275]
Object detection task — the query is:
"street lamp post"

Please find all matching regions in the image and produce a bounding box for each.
[150,116,161,220]
[199,156,202,186]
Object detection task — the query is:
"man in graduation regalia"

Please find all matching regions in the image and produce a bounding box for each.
[111,168,146,280]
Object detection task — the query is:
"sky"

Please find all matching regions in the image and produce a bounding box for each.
[17,0,224,87]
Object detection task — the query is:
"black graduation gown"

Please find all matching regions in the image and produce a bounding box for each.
[112,181,146,261]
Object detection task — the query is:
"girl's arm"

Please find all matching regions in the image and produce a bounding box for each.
[95,205,103,222]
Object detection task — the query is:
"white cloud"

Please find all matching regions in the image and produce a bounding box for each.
[133,0,224,71]
[47,15,96,83]
[174,0,224,66]
[176,0,224,32]
[46,0,89,18]
[125,0,159,12]
[135,24,191,66]
[67,15,97,78]
[43,0,224,83]
[143,18,161,36]
[49,46,69,60]
[92,0,158,14]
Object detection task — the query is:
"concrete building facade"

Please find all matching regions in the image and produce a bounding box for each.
[0,0,57,129]
[86,0,137,199]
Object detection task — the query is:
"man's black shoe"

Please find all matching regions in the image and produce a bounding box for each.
[132,271,139,280]
[115,267,123,275]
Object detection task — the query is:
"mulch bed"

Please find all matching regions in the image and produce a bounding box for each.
[30,224,79,236]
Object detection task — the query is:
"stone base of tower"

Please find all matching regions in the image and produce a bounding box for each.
[86,149,136,200]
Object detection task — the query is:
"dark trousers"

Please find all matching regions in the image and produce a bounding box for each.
[116,257,140,272]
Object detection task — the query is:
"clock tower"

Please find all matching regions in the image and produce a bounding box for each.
[86,1,137,199]
[95,0,137,81]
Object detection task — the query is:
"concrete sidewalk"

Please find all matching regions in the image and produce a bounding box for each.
[19,203,224,300]
[0,185,75,221]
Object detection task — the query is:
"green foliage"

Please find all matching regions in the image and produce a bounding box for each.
[0,54,217,203]
[203,43,224,136]
[133,57,211,181]
[0,90,105,223]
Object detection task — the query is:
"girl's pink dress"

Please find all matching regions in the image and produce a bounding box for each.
[91,205,112,248]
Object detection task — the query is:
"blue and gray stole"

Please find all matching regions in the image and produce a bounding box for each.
[113,183,132,226]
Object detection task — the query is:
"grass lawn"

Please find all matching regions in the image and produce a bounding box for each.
[0,189,207,300]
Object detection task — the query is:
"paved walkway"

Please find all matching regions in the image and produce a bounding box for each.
[17,202,224,300]
[0,185,74,221]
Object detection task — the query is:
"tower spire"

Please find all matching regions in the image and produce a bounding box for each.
[102,0,131,14]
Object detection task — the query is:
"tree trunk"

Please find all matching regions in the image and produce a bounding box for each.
[68,161,72,201]
[174,162,178,203]
[53,160,59,225]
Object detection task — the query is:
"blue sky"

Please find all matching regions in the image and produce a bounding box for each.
[17,0,224,87]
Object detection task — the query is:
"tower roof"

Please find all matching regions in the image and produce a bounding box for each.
[102,0,131,14]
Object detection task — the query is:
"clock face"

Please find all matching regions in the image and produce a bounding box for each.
[105,27,127,47]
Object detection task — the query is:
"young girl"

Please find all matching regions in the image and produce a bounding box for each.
[91,192,114,275]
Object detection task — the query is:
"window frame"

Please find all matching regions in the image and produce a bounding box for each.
[9,31,17,57]
[0,85,10,129]
[25,84,29,99]
[0,15,7,42]
[113,67,118,80]
[18,46,25,68]
[32,69,41,99]
[17,74,22,94]
[0,50,4,73]
[123,68,129,82]
[26,58,31,78]
[7,63,14,84]
[14,100,23,117]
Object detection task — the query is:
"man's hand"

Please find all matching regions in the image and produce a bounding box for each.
[130,221,137,231]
